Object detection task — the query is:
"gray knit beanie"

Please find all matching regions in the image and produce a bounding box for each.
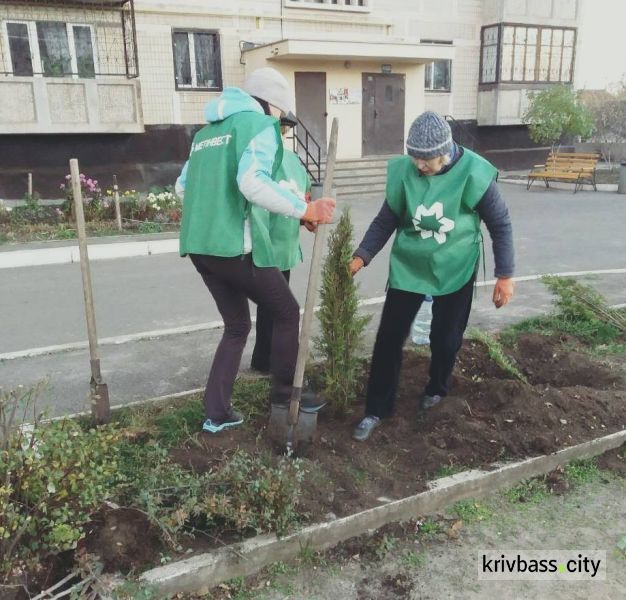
[406,111,453,159]
[242,67,293,115]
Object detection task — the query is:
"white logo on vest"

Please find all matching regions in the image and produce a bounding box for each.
[412,201,455,244]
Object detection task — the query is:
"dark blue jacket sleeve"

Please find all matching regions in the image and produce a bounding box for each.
[353,200,399,265]
[476,181,515,278]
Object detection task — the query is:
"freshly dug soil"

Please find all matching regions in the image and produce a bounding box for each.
[182,334,625,520]
[81,507,163,573]
[85,333,626,575]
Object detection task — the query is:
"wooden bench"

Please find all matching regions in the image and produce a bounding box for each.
[527,152,600,193]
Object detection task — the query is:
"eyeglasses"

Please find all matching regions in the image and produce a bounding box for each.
[415,156,443,167]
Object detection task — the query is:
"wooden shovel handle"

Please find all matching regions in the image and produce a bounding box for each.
[288,118,339,425]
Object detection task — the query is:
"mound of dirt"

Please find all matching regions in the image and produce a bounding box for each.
[82,507,163,573]
[510,333,620,388]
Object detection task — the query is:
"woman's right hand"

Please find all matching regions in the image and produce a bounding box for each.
[349,256,364,276]
[302,197,335,224]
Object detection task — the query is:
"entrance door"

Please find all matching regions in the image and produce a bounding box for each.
[295,72,327,157]
[362,73,405,156]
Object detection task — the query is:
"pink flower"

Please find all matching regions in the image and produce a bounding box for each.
[60,184,65,189]
[65,174,71,180]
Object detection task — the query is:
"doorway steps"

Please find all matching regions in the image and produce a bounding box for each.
[322,156,391,201]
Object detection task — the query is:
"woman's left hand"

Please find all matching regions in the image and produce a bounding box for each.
[493,277,515,309]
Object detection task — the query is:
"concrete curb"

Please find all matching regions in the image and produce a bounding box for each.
[0,237,178,269]
[139,429,626,597]
[499,178,618,192]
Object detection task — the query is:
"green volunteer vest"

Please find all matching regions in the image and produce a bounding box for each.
[386,149,498,295]
[179,112,283,267]
[270,150,310,271]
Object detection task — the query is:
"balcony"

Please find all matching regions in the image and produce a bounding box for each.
[0,0,143,133]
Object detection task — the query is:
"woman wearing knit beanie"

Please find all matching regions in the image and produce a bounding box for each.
[350,111,515,442]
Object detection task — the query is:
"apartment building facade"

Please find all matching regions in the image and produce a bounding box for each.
[0,0,582,196]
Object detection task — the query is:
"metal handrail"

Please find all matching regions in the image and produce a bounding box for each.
[291,117,322,183]
[444,114,478,151]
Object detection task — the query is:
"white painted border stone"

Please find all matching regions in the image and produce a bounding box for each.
[139,429,626,597]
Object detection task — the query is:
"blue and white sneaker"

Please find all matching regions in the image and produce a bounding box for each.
[202,410,244,433]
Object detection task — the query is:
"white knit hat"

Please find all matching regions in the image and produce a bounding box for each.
[242,67,293,115]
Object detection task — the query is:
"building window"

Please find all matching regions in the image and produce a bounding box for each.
[173,30,222,91]
[425,60,451,92]
[480,24,575,84]
[3,20,96,78]
[481,26,499,83]
[284,0,371,11]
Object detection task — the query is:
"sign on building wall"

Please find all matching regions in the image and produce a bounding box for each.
[329,87,362,104]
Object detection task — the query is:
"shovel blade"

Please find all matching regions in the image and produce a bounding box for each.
[268,404,318,452]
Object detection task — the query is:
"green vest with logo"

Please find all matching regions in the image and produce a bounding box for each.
[386,149,498,296]
[179,112,282,267]
[270,150,310,271]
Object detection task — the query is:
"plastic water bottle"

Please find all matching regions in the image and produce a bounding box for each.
[411,296,433,345]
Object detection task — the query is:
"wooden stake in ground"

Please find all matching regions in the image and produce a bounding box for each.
[27,172,32,198]
[70,158,111,424]
[113,175,122,232]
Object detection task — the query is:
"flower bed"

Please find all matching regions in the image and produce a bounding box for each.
[0,175,182,244]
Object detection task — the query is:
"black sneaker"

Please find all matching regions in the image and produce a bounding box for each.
[421,394,443,409]
[202,410,244,433]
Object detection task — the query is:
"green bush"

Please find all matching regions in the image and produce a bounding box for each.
[523,85,594,148]
[0,386,308,583]
[500,277,625,349]
[0,387,123,580]
[202,451,305,536]
[315,209,371,413]
[541,276,625,345]
[112,440,210,546]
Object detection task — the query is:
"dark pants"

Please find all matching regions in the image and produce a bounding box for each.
[189,254,300,421]
[365,274,475,418]
[251,270,291,372]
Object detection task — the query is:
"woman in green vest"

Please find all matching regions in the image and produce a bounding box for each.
[251,113,313,373]
[349,111,515,442]
[178,68,335,434]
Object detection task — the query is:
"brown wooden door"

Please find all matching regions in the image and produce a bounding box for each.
[362,73,405,156]
[295,71,327,157]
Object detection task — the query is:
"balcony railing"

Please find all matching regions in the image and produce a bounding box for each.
[0,0,138,78]
[0,1,142,133]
